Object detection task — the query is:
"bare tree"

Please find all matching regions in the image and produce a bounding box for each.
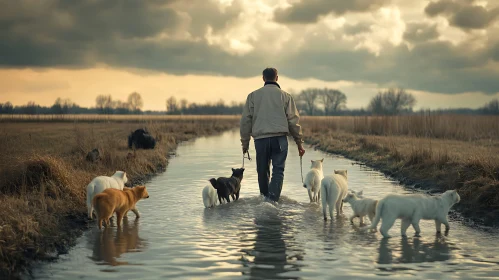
[482,99,499,115]
[166,96,178,113]
[368,88,416,115]
[368,94,384,115]
[112,100,131,114]
[180,99,188,112]
[1,101,13,114]
[321,88,347,115]
[95,94,113,114]
[52,98,75,114]
[26,101,37,115]
[127,92,143,113]
[299,88,320,116]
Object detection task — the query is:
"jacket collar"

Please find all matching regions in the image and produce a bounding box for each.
[264,81,281,88]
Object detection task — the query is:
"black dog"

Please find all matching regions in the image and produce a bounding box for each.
[209,168,245,204]
[128,128,156,149]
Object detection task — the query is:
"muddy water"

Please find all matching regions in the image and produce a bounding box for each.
[30,130,499,279]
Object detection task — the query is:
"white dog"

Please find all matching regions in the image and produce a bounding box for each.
[364,190,461,238]
[342,191,378,226]
[303,158,324,202]
[202,185,218,208]
[350,189,364,198]
[86,171,139,219]
[320,170,348,221]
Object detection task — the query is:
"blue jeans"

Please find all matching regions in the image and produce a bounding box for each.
[254,136,288,202]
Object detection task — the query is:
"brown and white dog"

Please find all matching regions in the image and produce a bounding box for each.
[92,185,150,229]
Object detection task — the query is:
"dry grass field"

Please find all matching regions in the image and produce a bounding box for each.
[0,117,239,278]
[300,115,499,225]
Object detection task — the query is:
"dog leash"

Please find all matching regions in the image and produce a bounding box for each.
[300,155,304,183]
[243,150,251,168]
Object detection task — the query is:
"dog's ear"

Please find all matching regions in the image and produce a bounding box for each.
[134,185,145,195]
[209,178,217,189]
[321,158,324,162]
[232,168,235,172]
[241,168,245,172]
[358,190,363,196]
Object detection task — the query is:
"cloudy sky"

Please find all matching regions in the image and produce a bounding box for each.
[1,0,499,111]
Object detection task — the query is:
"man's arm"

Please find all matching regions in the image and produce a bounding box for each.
[240,93,253,152]
[285,94,305,156]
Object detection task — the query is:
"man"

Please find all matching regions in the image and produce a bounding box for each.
[240,67,306,202]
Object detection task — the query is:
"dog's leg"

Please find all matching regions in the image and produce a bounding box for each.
[401,219,411,237]
[308,189,313,203]
[131,207,140,219]
[116,212,124,228]
[411,217,422,237]
[236,191,240,200]
[380,215,396,238]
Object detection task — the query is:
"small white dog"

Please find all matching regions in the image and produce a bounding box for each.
[303,158,324,202]
[202,185,218,208]
[86,171,139,219]
[320,169,348,221]
[342,191,378,226]
[364,190,461,238]
[350,189,364,198]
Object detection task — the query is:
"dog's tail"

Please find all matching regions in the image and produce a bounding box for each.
[320,180,328,220]
[92,194,104,219]
[363,198,384,231]
[86,182,95,219]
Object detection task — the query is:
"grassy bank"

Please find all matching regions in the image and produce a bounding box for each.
[301,115,499,226]
[0,117,239,278]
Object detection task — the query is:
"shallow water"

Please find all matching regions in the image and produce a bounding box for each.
[30,129,499,279]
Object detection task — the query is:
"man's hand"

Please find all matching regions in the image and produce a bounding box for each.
[298,143,305,157]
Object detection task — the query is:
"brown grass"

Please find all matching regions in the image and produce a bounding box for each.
[301,116,499,225]
[302,114,499,141]
[0,117,239,278]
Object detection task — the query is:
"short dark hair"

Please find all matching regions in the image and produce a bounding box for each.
[262,67,278,81]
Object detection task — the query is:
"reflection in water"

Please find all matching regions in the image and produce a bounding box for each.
[89,218,146,266]
[378,235,452,265]
[241,204,303,280]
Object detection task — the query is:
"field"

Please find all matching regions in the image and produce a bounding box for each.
[300,115,499,225]
[0,117,239,278]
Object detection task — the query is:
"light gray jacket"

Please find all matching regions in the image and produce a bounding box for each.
[240,83,303,150]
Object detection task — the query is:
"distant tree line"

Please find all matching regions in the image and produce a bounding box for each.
[293,87,416,116]
[1,89,498,116]
[165,96,243,115]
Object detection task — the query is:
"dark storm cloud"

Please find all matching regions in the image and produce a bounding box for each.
[0,0,241,67]
[0,0,498,95]
[277,33,499,94]
[273,0,390,24]
[403,23,439,43]
[425,0,499,30]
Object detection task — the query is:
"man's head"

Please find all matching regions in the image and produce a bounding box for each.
[262,67,278,82]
